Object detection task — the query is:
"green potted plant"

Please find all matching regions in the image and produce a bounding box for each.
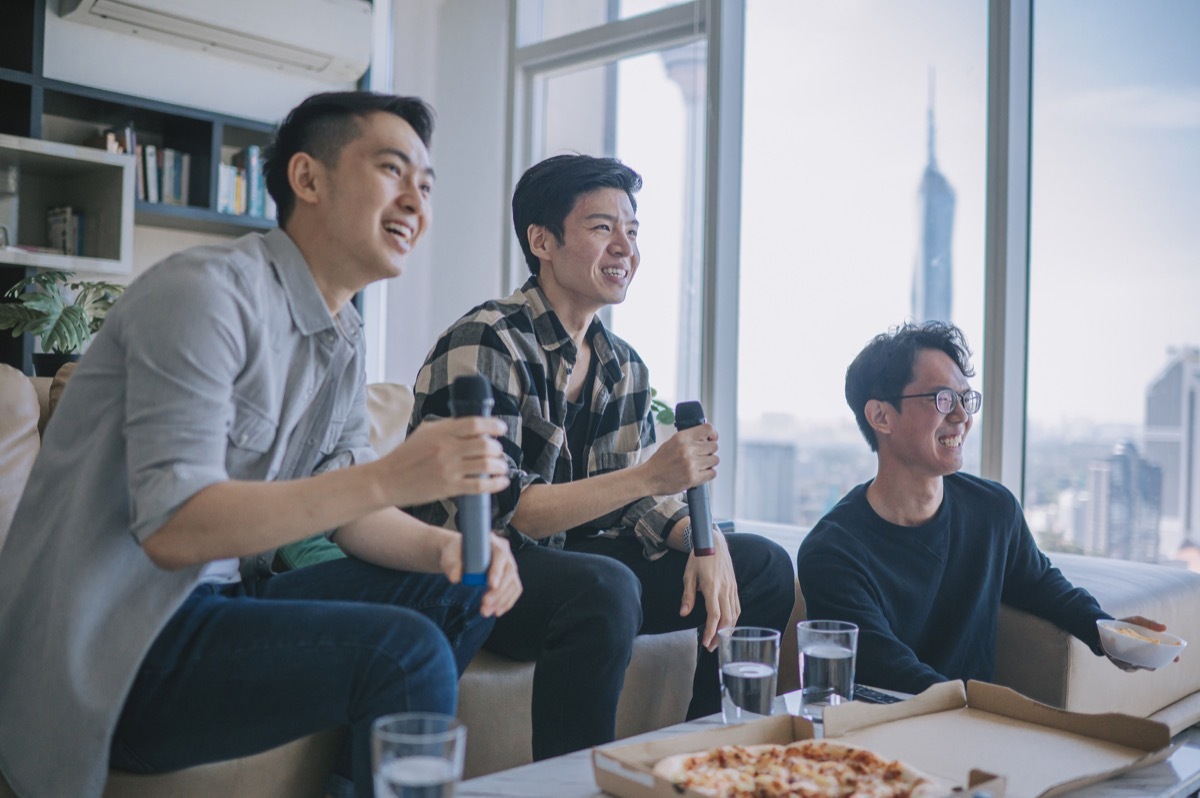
[0,269,125,376]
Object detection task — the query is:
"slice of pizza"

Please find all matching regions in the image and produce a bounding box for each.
[652,738,945,798]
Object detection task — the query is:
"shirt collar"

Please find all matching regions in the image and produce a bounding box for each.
[264,228,362,342]
[517,276,622,385]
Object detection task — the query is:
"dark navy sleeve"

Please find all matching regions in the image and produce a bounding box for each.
[797,526,947,694]
[998,491,1111,655]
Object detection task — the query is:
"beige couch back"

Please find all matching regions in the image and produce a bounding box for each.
[0,365,42,549]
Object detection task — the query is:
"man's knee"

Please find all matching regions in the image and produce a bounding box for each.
[728,535,796,603]
[363,607,459,696]
[566,557,643,646]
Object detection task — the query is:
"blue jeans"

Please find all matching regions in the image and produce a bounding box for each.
[110,557,493,798]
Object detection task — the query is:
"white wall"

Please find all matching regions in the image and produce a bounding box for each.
[43,2,354,125]
[44,0,361,283]
[384,0,510,385]
[42,0,512,387]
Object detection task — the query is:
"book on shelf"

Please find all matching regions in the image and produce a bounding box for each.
[231,145,265,217]
[160,148,177,205]
[179,152,191,206]
[82,123,136,155]
[82,130,121,154]
[143,144,159,204]
[134,144,145,201]
[46,206,84,256]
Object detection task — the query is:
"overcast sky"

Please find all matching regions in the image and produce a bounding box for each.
[599,0,1198,431]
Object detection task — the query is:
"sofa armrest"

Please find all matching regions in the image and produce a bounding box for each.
[994,553,1200,733]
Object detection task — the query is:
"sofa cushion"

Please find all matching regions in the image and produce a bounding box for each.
[0,364,40,547]
[366,382,414,454]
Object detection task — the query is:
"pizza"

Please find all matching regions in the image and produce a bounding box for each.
[651,738,944,798]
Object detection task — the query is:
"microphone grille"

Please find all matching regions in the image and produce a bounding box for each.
[674,400,706,429]
[450,375,493,403]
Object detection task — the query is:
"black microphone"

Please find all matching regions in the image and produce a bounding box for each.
[449,375,494,586]
[674,400,715,556]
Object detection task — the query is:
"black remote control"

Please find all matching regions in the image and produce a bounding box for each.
[853,684,903,705]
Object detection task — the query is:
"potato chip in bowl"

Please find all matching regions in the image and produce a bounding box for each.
[1097,619,1187,670]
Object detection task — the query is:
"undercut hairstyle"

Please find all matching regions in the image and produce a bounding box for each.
[264,91,435,227]
[845,321,975,451]
[512,154,642,276]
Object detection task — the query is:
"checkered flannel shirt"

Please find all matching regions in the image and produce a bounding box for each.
[406,277,688,557]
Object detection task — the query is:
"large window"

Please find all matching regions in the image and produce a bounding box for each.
[508,1,1200,572]
[516,0,693,45]
[534,46,707,405]
[509,4,710,413]
[734,0,988,526]
[1025,0,1200,565]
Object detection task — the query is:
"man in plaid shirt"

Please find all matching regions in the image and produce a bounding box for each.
[407,154,794,760]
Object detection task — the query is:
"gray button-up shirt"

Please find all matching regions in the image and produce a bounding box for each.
[0,229,374,798]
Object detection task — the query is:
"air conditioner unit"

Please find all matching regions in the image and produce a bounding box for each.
[60,0,373,84]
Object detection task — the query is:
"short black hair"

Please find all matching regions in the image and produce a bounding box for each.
[511,154,642,276]
[264,91,435,227]
[845,321,975,451]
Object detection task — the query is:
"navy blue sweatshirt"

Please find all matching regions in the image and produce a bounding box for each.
[796,472,1110,694]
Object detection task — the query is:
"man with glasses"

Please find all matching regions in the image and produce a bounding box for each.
[796,321,1167,694]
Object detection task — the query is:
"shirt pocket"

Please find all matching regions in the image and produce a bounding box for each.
[318,413,348,455]
[524,414,567,477]
[226,398,278,478]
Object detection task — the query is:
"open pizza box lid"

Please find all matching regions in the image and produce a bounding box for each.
[592,680,1173,798]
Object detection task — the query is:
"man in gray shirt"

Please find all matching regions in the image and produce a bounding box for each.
[0,92,521,798]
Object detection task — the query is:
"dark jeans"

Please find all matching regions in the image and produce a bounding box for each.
[487,533,793,760]
[569,533,795,719]
[482,545,642,761]
[109,557,493,798]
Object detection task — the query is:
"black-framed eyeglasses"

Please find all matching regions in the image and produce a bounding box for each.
[891,389,982,415]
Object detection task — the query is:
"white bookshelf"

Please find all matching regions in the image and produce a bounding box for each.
[0,133,134,275]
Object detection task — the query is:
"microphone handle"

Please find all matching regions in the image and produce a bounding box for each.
[686,483,716,556]
[456,494,491,586]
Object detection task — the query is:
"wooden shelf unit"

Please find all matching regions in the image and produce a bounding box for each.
[0,0,277,264]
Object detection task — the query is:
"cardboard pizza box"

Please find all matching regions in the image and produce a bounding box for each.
[592,680,1173,798]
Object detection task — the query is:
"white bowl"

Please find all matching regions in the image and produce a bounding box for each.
[1097,619,1187,670]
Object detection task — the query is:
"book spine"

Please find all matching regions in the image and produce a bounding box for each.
[179,153,191,206]
[134,144,145,202]
[160,148,176,205]
[144,145,160,204]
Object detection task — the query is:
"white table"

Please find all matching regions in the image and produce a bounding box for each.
[457,693,1200,798]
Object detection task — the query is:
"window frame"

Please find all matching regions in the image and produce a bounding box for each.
[506,0,1036,520]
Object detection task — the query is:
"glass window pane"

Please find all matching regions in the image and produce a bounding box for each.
[516,0,692,46]
[735,0,988,526]
[535,43,707,412]
[1026,0,1200,567]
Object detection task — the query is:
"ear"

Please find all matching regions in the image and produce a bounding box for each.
[527,224,556,261]
[287,152,323,210]
[864,399,893,441]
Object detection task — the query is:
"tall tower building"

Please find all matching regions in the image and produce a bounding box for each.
[1144,347,1200,557]
[911,73,956,324]
[1083,441,1162,562]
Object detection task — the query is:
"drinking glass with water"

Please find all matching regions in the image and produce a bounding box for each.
[717,626,781,724]
[372,712,465,798]
[797,620,858,723]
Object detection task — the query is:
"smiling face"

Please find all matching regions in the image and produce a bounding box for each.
[876,348,974,479]
[532,187,640,321]
[317,111,434,285]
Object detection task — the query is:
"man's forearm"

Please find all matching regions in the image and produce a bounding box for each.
[142,459,396,569]
[509,464,658,540]
[335,507,458,573]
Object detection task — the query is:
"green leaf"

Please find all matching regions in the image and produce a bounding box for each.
[0,270,123,352]
[40,305,90,354]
